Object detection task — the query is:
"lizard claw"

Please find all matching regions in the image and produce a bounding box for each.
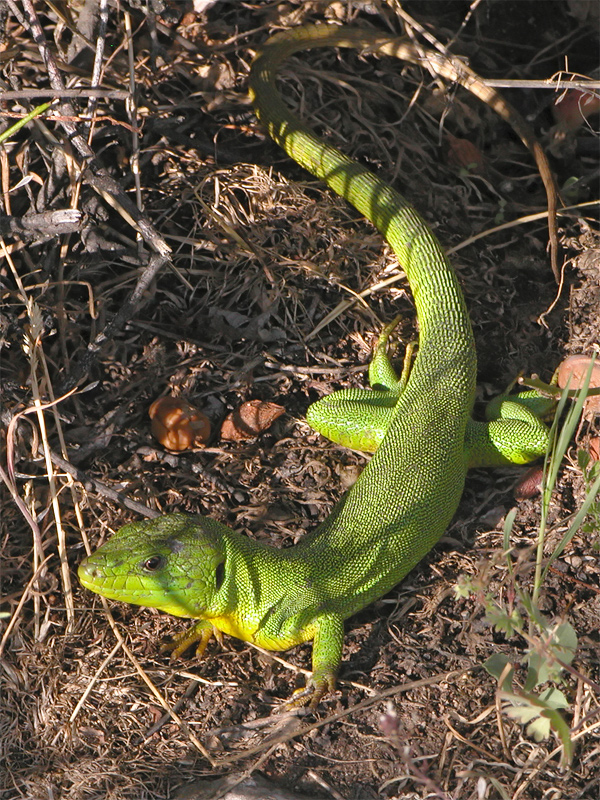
[283,673,336,710]
[160,621,217,660]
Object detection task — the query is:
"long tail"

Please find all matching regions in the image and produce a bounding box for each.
[249,23,559,279]
[249,24,474,377]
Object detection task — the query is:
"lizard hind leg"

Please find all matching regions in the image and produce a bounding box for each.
[368,315,414,391]
[465,395,552,469]
[306,317,415,453]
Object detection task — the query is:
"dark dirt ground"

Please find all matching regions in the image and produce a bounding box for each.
[1,1,599,799]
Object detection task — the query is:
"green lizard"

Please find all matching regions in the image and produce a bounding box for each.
[78,24,554,707]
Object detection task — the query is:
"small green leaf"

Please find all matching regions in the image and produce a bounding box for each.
[555,621,578,664]
[577,449,591,471]
[484,653,514,689]
[527,652,553,687]
[486,606,521,637]
[504,700,540,725]
[538,687,569,710]
[526,715,551,741]
[525,621,578,687]
[524,664,540,693]
[454,575,474,598]
[501,691,573,765]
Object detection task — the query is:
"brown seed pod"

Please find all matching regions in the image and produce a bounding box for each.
[221,400,285,441]
[149,396,211,451]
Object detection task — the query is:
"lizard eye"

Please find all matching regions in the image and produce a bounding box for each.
[143,555,164,572]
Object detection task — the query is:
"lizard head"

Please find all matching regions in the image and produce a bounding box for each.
[78,513,228,618]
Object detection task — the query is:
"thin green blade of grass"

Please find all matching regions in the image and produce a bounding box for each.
[541,466,600,582]
[502,506,518,577]
[0,102,52,145]
[533,354,597,605]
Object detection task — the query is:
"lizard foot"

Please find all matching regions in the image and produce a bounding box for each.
[160,620,222,660]
[283,672,337,711]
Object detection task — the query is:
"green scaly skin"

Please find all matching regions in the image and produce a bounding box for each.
[78,25,552,707]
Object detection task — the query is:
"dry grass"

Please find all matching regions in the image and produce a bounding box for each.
[1,2,599,799]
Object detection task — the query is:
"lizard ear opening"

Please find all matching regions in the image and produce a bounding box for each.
[215,560,226,590]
